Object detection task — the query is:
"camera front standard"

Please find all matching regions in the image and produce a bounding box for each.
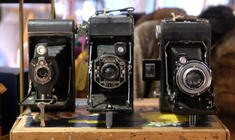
[29,43,59,102]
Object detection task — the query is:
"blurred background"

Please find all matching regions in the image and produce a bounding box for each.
[0,0,234,68]
[1,0,235,139]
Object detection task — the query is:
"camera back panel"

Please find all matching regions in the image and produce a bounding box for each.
[22,19,75,111]
[88,14,134,112]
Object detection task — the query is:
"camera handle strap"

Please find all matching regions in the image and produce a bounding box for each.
[95,7,135,15]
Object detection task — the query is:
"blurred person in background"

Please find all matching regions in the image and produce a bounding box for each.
[0,10,19,67]
[199,5,235,139]
[199,5,235,45]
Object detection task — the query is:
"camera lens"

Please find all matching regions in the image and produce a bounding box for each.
[176,60,212,95]
[37,67,49,78]
[94,54,126,89]
[185,70,204,89]
[101,63,119,81]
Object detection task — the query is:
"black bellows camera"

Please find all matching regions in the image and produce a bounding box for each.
[22,19,75,111]
[87,8,134,127]
[143,19,216,126]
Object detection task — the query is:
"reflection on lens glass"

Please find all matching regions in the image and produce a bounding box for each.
[117,46,124,53]
[101,63,119,81]
[185,70,204,89]
[37,67,49,78]
[115,42,126,56]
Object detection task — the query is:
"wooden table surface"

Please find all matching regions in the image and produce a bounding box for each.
[10,98,230,140]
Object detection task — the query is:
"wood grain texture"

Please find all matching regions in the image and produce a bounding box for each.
[10,99,230,140]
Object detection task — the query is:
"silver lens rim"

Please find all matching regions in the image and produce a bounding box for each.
[94,54,126,89]
[176,60,212,96]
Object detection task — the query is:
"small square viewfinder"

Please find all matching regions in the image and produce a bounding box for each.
[142,59,161,81]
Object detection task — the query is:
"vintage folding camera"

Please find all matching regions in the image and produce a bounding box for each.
[143,19,216,126]
[22,19,75,111]
[87,8,134,128]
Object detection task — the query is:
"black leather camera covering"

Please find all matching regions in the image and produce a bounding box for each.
[89,15,134,36]
[22,19,75,111]
[88,14,134,112]
[159,19,216,115]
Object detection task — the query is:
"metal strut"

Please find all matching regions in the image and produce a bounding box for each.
[37,102,46,127]
[19,0,24,114]
[105,111,113,128]
[188,114,197,127]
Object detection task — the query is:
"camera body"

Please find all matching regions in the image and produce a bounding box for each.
[87,13,134,113]
[143,19,216,115]
[159,19,216,115]
[22,19,75,111]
